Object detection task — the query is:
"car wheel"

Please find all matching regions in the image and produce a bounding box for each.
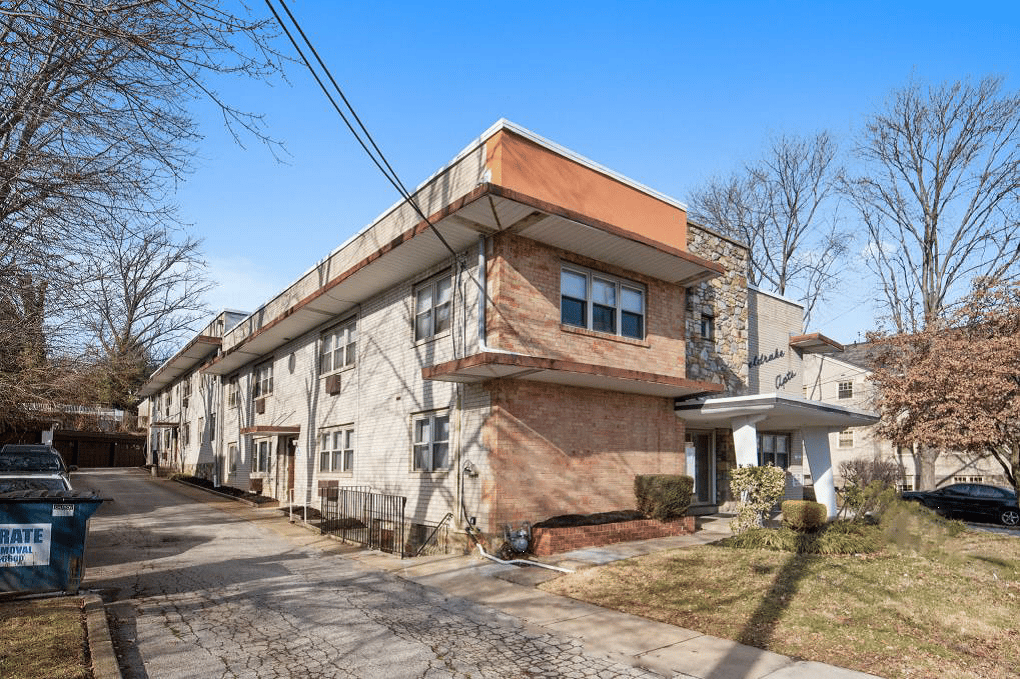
[1001,509,1020,527]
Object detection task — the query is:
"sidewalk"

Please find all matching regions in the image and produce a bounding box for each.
[346,517,883,679]
[158,478,882,679]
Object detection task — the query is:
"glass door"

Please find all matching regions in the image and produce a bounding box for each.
[685,431,715,504]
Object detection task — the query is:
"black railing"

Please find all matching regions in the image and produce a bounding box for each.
[412,512,453,557]
[320,488,407,557]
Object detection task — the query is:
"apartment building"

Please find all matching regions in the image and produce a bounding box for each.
[804,346,1007,490]
[139,120,876,543]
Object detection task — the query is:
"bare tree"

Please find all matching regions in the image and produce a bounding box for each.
[0,1,283,418]
[689,132,846,325]
[77,220,212,408]
[843,77,1020,334]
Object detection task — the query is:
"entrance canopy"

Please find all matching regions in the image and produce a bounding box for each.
[674,393,878,429]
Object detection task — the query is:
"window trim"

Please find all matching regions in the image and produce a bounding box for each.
[837,428,854,448]
[413,272,453,342]
[253,361,274,400]
[319,425,355,473]
[320,317,357,376]
[412,411,451,472]
[252,439,271,474]
[227,376,240,408]
[700,313,715,341]
[837,381,853,399]
[757,432,791,469]
[560,264,646,340]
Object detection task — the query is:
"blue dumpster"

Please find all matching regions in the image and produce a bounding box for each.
[0,491,103,594]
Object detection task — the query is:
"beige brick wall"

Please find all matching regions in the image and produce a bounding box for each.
[747,287,803,396]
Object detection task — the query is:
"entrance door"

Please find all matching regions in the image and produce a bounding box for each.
[276,436,296,502]
[685,431,715,504]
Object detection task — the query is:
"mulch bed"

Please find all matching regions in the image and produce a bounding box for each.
[173,475,277,505]
[533,509,647,528]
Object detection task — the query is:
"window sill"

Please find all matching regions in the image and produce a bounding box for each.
[319,365,355,380]
[413,330,451,348]
[559,324,650,348]
[317,471,353,477]
[410,468,452,476]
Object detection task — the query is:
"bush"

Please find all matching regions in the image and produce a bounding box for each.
[720,520,884,554]
[729,465,786,534]
[839,453,900,489]
[782,500,827,531]
[634,475,693,520]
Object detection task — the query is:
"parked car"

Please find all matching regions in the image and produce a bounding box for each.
[0,474,73,494]
[902,483,1019,526]
[0,444,75,487]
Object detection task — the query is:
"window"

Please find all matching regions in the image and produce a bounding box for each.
[838,429,854,448]
[209,412,216,441]
[182,380,192,398]
[414,275,452,341]
[560,266,645,339]
[413,412,450,471]
[321,319,356,374]
[227,377,240,408]
[838,381,853,399]
[198,417,204,443]
[253,440,271,473]
[253,361,273,399]
[181,422,190,447]
[319,427,354,472]
[700,313,714,341]
[227,443,238,475]
[758,433,790,469]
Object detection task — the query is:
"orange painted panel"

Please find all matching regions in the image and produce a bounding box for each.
[485,130,687,251]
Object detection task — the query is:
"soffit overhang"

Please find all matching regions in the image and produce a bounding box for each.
[138,335,221,398]
[424,352,725,399]
[202,184,723,377]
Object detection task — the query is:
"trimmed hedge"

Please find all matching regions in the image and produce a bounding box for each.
[634,474,694,520]
[782,500,827,531]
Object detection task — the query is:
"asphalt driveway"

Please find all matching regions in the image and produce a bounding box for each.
[80,468,659,679]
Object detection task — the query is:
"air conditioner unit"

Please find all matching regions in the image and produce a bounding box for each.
[182,397,189,409]
[325,374,342,395]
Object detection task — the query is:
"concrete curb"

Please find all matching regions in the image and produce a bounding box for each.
[83,594,122,679]
[168,477,279,508]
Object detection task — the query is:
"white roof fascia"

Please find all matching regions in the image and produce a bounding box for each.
[748,284,804,309]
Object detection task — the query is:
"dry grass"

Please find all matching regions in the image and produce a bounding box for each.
[0,596,88,679]
[541,524,1020,679]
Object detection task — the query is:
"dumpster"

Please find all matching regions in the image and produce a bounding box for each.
[0,491,103,595]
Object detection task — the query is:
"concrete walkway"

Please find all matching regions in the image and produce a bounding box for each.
[349,518,883,679]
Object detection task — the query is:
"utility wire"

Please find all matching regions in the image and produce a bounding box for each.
[264,0,458,258]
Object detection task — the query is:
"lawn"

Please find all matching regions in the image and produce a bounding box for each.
[540,516,1020,679]
[0,596,89,678]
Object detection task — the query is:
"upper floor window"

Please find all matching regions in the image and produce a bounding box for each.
[321,319,356,374]
[838,381,853,399]
[838,429,854,448]
[253,361,273,399]
[227,377,240,408]
[414,274,452,341]
[758,433,790,469]
[413,412,449,472]
[560,266,645,340]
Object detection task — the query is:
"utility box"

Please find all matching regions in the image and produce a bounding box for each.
[0,492,103,595]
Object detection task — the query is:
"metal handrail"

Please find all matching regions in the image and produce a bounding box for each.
[414,512,453,557]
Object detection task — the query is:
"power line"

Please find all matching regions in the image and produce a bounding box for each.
[264,0,458,258]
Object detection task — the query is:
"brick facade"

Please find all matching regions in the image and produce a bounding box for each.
[482,379,685,532]
[531,517,695,556]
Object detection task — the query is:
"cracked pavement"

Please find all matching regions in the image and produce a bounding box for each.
[82,469,665,679]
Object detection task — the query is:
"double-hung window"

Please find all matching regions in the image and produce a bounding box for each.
[758,433,790,469]
[319,427,354,472]
[227,377,240,408]
[253,361,273,399]
[321,319,356,374]
[837,429,854,448]
[253,440,271,473]
[561,266,645,339]
[414,275,452,341]
[413,412,450,472]
[838,381,853,399]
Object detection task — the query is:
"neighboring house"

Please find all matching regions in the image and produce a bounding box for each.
[804,345,1007,491]
[138,120,875,547]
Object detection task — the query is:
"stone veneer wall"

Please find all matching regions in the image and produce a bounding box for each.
[685,223,750,394]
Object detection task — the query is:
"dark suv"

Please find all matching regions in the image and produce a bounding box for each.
[0,444,75,477]
[902,483,1019,526]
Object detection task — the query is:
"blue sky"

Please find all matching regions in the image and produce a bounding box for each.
[180,1,1020,343]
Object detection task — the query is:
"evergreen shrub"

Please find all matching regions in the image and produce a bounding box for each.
[634,474,694,520]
